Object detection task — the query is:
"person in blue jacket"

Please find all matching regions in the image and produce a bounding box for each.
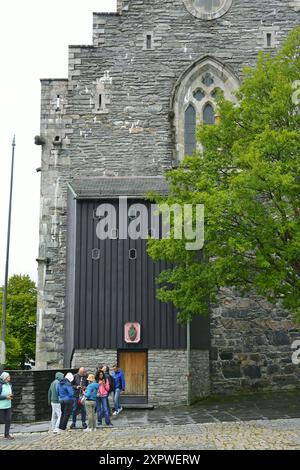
[112,364,126,416]
[56,372,74,431]
[83,374,99,432]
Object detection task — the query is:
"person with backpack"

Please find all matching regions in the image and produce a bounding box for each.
[48,372,64,433]
[112,364,126,416]
[71,367,88,430]
[96,370,112,427]
[0,372,14,440]
[56,372,74,432]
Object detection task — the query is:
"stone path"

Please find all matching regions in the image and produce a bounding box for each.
[9,390,300,433]
[1,392,300,450]
[1,419,300,450]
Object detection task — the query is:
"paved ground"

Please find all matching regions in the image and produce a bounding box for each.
[1,391,300,450]
[1,419,300,450]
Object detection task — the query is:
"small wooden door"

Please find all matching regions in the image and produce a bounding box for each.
[119,351,147,398]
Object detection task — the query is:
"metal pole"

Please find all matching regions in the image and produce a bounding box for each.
[187,319,191,406]
[1,136,16,370]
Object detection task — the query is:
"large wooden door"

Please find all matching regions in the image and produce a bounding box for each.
[119,351,147,401]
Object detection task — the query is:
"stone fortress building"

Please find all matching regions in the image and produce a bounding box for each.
[36,0,300,406]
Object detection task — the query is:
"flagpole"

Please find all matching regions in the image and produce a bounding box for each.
[0,136,16,371]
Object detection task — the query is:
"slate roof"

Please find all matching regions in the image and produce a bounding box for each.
[68,176,169,199]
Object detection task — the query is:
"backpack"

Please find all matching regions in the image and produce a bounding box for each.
[107,374,115,393]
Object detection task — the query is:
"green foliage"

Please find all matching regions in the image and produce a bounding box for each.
[0,275,37,369]
[148,27,300,323]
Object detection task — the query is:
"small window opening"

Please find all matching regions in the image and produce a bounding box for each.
[266,33,272,47]
[202,73,214,87]
[92,248,101,260]
[53,135,62,146]
[56,95,61,112]
[98,94,102,111]
[146,34,152,50]
[129,249,137,260]
[193,89,205,101]
[211,88,224,99]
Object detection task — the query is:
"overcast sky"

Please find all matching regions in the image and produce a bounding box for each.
[0,1,116,285]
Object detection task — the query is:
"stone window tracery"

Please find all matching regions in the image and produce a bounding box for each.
[172,57,240,161]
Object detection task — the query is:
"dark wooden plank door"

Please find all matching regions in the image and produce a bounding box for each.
[119,351,147,396]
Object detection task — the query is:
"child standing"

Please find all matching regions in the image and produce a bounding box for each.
[83,374,98,432]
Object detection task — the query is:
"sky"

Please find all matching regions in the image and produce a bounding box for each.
[0,1,116,285]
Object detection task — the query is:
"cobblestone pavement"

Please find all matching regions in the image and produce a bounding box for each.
[2,392,300,450]
[1,418,300,450]
[8,390,300,434]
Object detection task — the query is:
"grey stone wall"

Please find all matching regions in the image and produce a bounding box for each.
[72,349,118,373]
[36,0,300,393]
[4,370,76,423]
[210,289,300,395]
[36,78,70,369]
[148,350,210,405]
[148,350,188,406]
[190,350,210,400]
[72,349,210,406]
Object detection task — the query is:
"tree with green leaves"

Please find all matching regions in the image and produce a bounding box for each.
[0,275,37,369]
[148,26,300,324]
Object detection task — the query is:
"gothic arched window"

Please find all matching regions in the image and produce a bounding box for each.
[203,103,215,125]
[184,104,196,156]
[172,57,240,162]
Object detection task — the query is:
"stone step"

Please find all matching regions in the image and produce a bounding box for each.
[122,404,154,410]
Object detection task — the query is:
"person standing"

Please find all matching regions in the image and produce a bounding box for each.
[95,364,104,423]
[101,365,115,416]
[71,367,88,429]
[0,372,14,440]
[95,364,104,379]
[112,364,126,416]
[83,374,98,432]
[48,372,64,433]
[57,372,74,432]
[97,370,112,427]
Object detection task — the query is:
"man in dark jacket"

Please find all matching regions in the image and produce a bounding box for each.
[48,372,64,433]
[71,367,88,429]
[57,372,74,432]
